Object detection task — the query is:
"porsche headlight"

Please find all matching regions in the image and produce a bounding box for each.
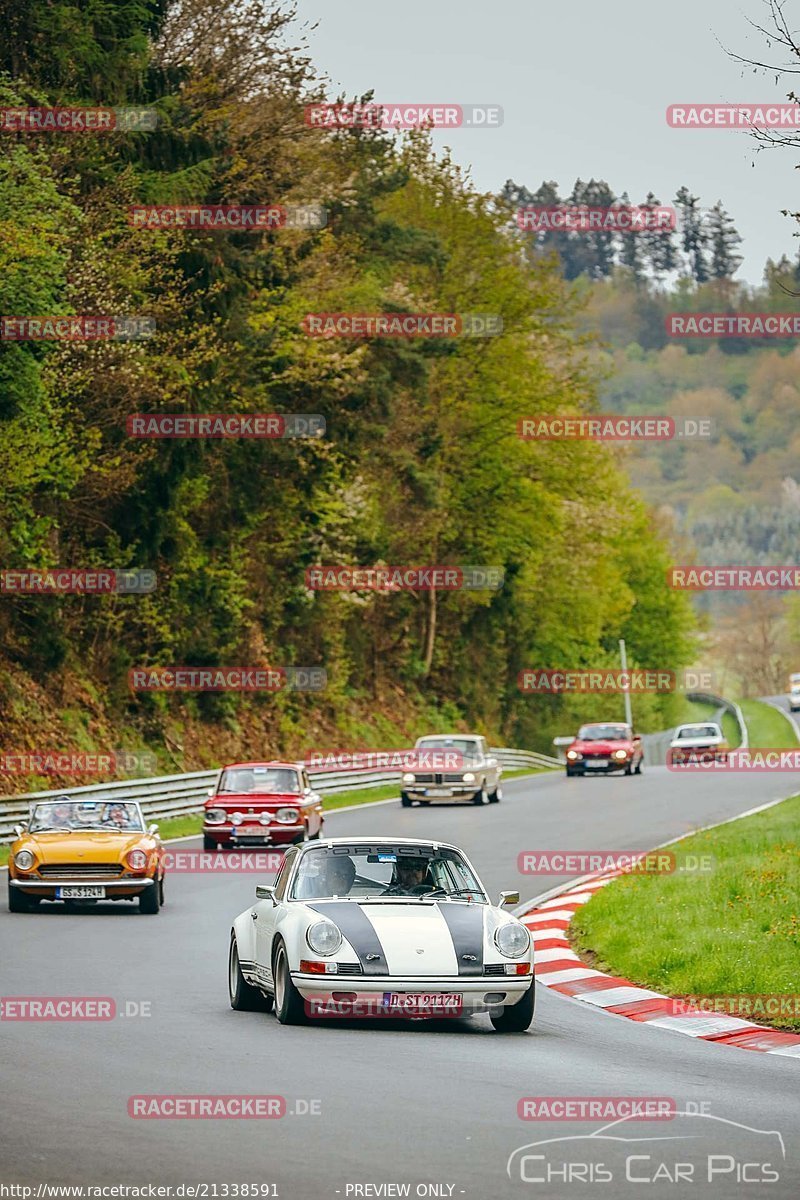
[275,807,298,824]
[306,919,342,956]
[14,849,34,871]
[494,921,530,959]
[462,772,475,783]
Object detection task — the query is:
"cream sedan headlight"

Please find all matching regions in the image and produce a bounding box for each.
[402,772,416,784]
[494,921,530,958]
[306,919,343,956]
[462,772,475,783]
[14,849,35,871]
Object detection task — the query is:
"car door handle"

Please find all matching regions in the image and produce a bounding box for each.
[251,911,258,920]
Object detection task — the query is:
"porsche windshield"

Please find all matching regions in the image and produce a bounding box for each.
[676,726,720,740]
[219,766,301,794]
[28,800,145,833]
[577,725,630,741]
[290,845,487,902]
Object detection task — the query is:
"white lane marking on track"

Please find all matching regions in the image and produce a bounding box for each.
[535,966,606,984]
[535,946,583,963]
[645,1015,761,1036]
[571,985,669,1007]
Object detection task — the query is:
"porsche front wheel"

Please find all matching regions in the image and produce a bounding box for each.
[229,935,272,1012]
[273,940,306,1025]
[490,979,535,1032]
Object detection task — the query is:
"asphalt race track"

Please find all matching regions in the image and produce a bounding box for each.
[2,765,800,1199]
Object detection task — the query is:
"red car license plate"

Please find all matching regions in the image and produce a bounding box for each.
[235,825,268,836]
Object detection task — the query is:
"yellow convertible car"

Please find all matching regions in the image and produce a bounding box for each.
[8,797,166,914]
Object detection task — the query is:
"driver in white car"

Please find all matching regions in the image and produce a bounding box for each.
[383,855,434,895]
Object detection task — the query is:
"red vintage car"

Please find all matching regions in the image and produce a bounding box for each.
[564,723,644,777]
[203,761,324,850]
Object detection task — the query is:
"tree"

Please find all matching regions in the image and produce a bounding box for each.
[674,186,710,282]
[707,201,743,281]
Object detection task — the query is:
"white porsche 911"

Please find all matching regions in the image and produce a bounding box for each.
[228,837,535,1031]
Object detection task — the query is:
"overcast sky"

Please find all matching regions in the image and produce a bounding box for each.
[291,0,800,282]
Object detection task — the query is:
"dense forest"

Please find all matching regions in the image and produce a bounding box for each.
[0,0,697,787]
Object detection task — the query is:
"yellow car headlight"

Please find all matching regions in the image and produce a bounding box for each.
[14,849,35,871]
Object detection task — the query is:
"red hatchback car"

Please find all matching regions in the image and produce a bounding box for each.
[565,723,644,777]
[203,761,324,850]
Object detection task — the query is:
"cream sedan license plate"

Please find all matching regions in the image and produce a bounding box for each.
[56,885,106,899]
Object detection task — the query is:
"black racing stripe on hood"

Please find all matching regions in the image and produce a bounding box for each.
[437,903,485,975]
[307,902,390,975]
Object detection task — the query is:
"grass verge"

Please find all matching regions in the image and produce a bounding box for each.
[570,793,800,1031]
[740,699,798,748]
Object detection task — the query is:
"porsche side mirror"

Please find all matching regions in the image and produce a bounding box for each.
[255,884,275,902]
[499,890,520,907]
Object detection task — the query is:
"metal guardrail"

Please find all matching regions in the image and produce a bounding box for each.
[0,747,561,842]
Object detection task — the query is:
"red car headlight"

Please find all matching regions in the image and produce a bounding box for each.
[126,848,148,871]
[274,808,299,824]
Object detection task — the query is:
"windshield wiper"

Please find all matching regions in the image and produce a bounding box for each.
[417,888,483,901]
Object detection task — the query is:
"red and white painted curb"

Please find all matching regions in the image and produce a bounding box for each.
[523,873,800,1058]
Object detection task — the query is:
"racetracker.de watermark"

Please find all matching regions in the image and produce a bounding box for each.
[517,415,712,441]
[128,204,326,230]
[669,994,800,1018]
[128,1096,286,1119]
[0,750,157,776]
[518,1098,677,1121]
[517,851,714,875]
[302,749,465,771]
[667,313,800,338]
[0,569,155,594]
[304,102,503,128]
[0,107,157,131]
[0,997,151,1020]
[163,851,284,873]
[1,317,154,341]
[667,103,800,128]
[305,995,463,1018]
[517,206,676,232]
[128,666,326,691]
[127,414,325,439]
[301,312,502,337]
[518,669,714,694]
[668,566,800,591]
[305,565,503,591]
[668,749,800,772]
